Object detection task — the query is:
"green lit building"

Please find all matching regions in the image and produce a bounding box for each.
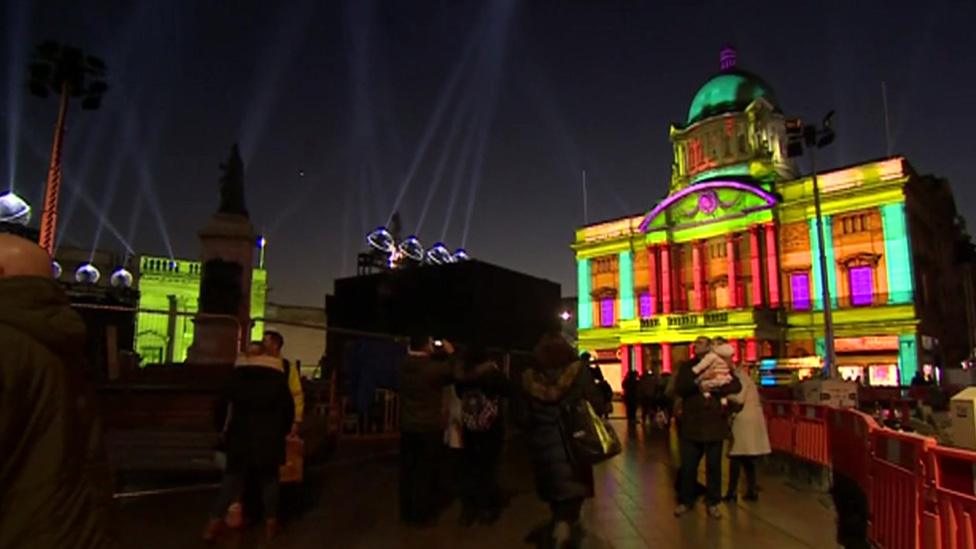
[134,255,267,364]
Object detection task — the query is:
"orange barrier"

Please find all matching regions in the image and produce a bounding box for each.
[827,407,878,496]
[763,398,976,549]
[794,403,830,466]
[869,429,936,549]
[764,400,795,454]
[928,445,976,549]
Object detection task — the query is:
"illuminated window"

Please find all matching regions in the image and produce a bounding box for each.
[790,272,811,310]
[600,298,615,327]
[638,293,653,318]
[849,266,873,306]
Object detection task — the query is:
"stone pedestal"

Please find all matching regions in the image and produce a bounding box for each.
[187,212,255,365]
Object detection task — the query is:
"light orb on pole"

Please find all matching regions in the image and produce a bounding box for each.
[0,192,31,225]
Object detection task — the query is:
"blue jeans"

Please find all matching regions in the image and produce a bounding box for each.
[211,470,280,520]
[679,438,722,506]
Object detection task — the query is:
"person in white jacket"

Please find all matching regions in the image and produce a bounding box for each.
[724,363,771,502]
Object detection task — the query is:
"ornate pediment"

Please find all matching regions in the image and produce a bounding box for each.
[638,180,777,233]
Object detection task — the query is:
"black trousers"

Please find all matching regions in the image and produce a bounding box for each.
[400,431,443,523]
[727,456,757,496]
[679,438,723,506]
[458,430,503,513]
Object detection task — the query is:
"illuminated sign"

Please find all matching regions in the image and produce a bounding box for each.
[759,356,823,370]
[834,336,899,353]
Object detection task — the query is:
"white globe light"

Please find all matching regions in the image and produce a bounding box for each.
[110,267,133,288]
[75,264,101,284]
[0,192,31,225]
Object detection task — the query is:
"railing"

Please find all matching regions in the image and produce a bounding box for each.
[763,400,976,549]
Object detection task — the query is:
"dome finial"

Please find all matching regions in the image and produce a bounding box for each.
[720,44,737,71]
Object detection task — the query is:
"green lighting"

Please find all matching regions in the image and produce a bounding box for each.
[619,251,634,320]
[898,334,918,383]
[686,73,777,125]
[577,259,593,329]
[809,217,837,310]
[882,203,914,304]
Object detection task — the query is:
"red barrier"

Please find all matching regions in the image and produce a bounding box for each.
[764,400,795,454]
[929,445,976,549]
[869,429,936,549]
[794,403,830,466]
[827,407,878,496]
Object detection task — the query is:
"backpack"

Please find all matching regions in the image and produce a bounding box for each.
[460,389,499,432]
[559,397,622,466]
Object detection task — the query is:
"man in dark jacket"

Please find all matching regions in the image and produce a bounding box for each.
[0,234,118,548]
[398,335,460,525]
[673,336,742,519]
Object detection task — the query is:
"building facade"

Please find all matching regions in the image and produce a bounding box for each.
[573,49,968,387]
[135,255,266,363]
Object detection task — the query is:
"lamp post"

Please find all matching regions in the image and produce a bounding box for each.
[28,41,108,255]
[787,112,837,378]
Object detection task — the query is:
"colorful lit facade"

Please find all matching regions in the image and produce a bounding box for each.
[135,255,266,363]
[574,49,967,387]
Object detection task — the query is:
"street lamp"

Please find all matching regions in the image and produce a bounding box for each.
[28,41,108,255]
[787,111,837,378]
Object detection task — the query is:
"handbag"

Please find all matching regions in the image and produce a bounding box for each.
[559,397,622,466]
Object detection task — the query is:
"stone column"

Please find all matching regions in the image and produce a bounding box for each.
[661,243,672,314]
[692,240,705,311]
[647,246,658,316]
[726,233,738,308]
[749,226,763,306]
[764,223,781,307]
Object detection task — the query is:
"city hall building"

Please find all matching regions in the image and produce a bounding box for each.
[573,49,969,388]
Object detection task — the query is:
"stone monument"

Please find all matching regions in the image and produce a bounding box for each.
[187,144,256,365]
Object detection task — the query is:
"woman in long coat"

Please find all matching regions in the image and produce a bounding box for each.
[523,333,606,548]
[725,364,771,501]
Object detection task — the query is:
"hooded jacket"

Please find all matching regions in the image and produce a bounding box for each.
[0,276,118,549]
[522,360,605,503]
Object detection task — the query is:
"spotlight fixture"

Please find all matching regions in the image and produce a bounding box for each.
[366,226,395,253]
[52,261,62,279]
[425,242,452,265]
[398,235,425,262]
[452,248,471,262]
[75,263,100,284]
[0,192,31,225]
[109,267,133,288]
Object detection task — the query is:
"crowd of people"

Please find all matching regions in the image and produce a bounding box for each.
[0,229,771,549]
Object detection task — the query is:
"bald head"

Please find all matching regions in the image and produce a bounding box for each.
[0,234,53,279]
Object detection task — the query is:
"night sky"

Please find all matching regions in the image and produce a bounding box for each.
[3,1,974,306]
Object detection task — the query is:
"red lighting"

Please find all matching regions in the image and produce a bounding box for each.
[764,223,780,306]
[662,342,673,373]
[749,227,763,306]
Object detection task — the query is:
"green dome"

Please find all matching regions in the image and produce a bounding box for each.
[686,69,778,125]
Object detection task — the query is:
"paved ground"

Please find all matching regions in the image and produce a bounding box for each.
[116,420,837,548]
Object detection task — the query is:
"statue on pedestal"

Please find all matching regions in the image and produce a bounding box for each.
[218,144,248,217]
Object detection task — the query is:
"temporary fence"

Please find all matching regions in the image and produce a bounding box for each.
[763,400,976,549]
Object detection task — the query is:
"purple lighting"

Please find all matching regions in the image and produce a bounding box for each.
[639,293,653,318]
[720,45,737,71]
[637,180,777,233]
[698,191,718,214]
[791,272,811,310]
[600,298,614,327]
[850,266,874,306]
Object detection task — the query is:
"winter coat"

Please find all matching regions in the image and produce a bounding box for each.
[727,369,771,457]
[522,360,605,503]
[214,363,294,473]
[0,277,118,549]
[399,352,456,433]
[674,358,742,442]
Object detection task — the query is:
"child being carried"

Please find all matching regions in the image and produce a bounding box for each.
[692,338,735,401]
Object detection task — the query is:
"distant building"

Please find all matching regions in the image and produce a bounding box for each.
[573,48,971,387]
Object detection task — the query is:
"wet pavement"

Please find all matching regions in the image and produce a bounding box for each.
[116,420,837,548]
